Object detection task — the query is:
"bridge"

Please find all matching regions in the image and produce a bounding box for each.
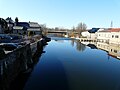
[47,30,68,34]
[47,30,70,37]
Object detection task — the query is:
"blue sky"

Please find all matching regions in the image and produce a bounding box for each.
[0,0,120,29]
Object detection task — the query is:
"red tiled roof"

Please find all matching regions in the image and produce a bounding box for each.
[109,28,120,32]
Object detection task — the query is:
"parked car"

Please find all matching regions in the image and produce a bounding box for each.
[8,34,23,40]
[0,34,12,43]
[0,43,20,51]
[8,34,24,43]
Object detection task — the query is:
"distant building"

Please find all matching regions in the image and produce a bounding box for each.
[109,28,120,44]
[27,22,42,35]
[96,28,120,44]
[13,22,30,35]
[96,29,110,43]
[13,21,42,35]
[81,28,100,39]
[81,30,90,38]
[88,28,100,33]
[5,17,14,33]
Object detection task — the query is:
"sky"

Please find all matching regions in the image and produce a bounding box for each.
[0,0,120,29]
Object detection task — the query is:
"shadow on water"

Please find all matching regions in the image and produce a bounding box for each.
[87,44,97,49]
[9,71,32,90]
[9,46,45,90]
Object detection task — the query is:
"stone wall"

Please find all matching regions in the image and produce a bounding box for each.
[0,40,43,90]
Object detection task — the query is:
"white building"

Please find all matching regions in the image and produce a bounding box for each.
[96,30,110,43]
[96,28,120,44]
[81,31,90,38]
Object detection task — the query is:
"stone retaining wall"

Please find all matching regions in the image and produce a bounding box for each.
[0,40,43,90]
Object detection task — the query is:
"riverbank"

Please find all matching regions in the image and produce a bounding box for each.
[0,35,51,90]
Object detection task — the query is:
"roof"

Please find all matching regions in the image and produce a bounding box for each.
[29,22,41,28]
[88,28,100,33]
[17,22,30,30]
[109,28,120,32]
[98,30,111,32]
[17,22,29,27]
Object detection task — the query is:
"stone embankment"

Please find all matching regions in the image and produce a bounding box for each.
[0,36,51,90]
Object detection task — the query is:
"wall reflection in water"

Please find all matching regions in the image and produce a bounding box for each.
[81,41,120,60]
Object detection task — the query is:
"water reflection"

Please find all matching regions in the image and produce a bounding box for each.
[23,37,120,90]
[76,41,86,52]
[87,44,97,49]
[70,39,75,47]
[70,39,86,52]
[81,41,120,60]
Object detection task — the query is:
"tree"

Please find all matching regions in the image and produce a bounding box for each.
[55,27,59,31]
[76,22,87,37]
[40,24,47,35]
[69,26,76,37]
[15,17,19,25]
[72,26,76,32]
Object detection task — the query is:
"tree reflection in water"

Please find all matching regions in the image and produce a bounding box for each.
[71,40,86,52]
[71,39,75,47]
[76,40,86,52]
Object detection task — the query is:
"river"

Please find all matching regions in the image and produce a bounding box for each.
[16,37,120,90]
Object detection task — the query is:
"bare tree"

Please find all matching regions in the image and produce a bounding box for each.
[76,22,87,37]
[40,24,47,35]
[55,27,59,31]
[72,26,76,32]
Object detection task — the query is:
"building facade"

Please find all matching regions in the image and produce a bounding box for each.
[27,22,42,35]
[96,28,120,44]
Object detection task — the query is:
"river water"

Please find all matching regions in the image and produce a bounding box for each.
[23,37,120,90]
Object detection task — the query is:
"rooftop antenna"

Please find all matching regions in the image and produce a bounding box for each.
[110,21,113,28]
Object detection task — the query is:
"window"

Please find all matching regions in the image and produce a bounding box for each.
[112,35,114,38]
[114,50,117,53]
[111,49,112,52]
[115,35,119,38]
